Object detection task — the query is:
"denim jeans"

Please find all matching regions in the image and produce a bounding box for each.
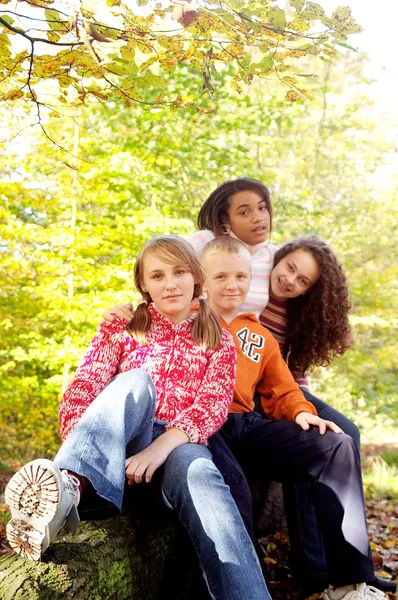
[55,369,271,600]
[283,390,361,591]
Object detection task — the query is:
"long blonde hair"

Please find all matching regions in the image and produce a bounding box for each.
[127,235,222,349]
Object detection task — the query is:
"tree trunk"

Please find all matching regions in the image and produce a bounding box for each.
[0,482,286,599]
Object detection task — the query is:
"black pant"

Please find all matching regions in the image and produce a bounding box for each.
[219,411,374,587]
[283,390,361,590]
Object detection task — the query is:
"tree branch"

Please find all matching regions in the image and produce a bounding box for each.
[0,16,83,47]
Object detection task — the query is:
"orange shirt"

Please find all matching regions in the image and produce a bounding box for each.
[220,313,317,422]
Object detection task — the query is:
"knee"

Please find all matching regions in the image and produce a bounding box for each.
[345,420,361,453]
[112,369,156,413]
[163,445,224,499]
[330,432,359,465]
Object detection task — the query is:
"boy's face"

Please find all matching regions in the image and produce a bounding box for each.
[203,252,251,316]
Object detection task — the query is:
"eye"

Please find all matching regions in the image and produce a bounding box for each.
[175,269,187,276]
[239,210,249,216]
[152,273,163,280]
[237,274,248,280]
[300,278,310,287]
[216,275,226,280]
[287,263,294,271]
[259,205,267,212]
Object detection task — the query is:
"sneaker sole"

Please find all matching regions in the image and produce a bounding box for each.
[5,459,61,561]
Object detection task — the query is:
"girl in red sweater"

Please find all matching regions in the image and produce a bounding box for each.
[5,235,271,600]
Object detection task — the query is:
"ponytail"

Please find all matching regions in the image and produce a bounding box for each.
[192,297,222,349]
[126,301,151,345]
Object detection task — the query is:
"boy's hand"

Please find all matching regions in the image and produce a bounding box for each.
[295,412,343,435]
[102,303,134,324]
[125,428,189,484]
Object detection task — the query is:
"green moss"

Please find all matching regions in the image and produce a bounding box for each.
[96,557,133,599]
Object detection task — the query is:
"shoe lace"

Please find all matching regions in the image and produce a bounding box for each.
[62,471,80,501]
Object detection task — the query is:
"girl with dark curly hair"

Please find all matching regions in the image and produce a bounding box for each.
[261,236,353,383]
[259,237,398,597]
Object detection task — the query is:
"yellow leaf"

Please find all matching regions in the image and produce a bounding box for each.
[120,43,136,61]
[47,30,60,43]
[285,90,301,102]
[140,55,157,72]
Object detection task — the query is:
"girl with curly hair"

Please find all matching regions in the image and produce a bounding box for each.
[259,237,398,597]
[261,236,353,386]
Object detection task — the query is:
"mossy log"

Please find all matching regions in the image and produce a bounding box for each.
[0,482,285,600]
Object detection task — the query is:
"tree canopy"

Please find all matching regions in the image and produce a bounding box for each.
[0,0,362,118]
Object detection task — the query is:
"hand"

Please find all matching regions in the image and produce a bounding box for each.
[295,412,343,435]
[125,428,189,484]
[103,303,134,324]
[125,441,171,484]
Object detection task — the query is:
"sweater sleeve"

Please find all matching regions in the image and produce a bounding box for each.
[186,230,215,255]
[167,331,237,444]
[257,336,317,422]
[59,318,134,441]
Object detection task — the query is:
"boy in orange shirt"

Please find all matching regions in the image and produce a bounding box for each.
[202,237,385,600]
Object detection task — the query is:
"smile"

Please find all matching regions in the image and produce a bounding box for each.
[278,279,292,293]
[251,226,267,233]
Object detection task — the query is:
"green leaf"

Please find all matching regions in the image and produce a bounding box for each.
[301,2,325,20]
[240,54,252,68]
[335,40,358,52]
[260,55,273,70]
[136,73,167,88]
[290,0,305,10]
[44,9,61,30]
[267,6,286,29]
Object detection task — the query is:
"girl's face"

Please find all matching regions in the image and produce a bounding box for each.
[142,254,196,323]
[224,191,271,246]
[271,249,320,300]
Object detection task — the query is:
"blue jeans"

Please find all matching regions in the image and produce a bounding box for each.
[55,369,270,600]
[284,390,361,591]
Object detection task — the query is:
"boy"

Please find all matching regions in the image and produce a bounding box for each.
[201,236,386,600]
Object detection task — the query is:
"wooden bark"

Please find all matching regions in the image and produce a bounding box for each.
[0,482,286,600]
[0,515,206,600]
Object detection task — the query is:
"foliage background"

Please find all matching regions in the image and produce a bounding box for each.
[1,51,397,465]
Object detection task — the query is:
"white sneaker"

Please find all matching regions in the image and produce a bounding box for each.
[322,583,387,599]
[5,458,80,561]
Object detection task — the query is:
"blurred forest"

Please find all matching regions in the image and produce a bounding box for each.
[1,50,397,465]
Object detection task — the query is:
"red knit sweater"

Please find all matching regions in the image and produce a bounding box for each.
[59,304,237,444]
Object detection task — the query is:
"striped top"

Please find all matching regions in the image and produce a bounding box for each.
[260,294,309,390]
[187,230,278,317]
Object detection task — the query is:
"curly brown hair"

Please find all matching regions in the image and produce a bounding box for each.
[274,237,352,374]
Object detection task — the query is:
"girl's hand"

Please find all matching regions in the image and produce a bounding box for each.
[295,412,343,435]
[125,428,189,484]
[103,303,134,323]
[125,442,171,484]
